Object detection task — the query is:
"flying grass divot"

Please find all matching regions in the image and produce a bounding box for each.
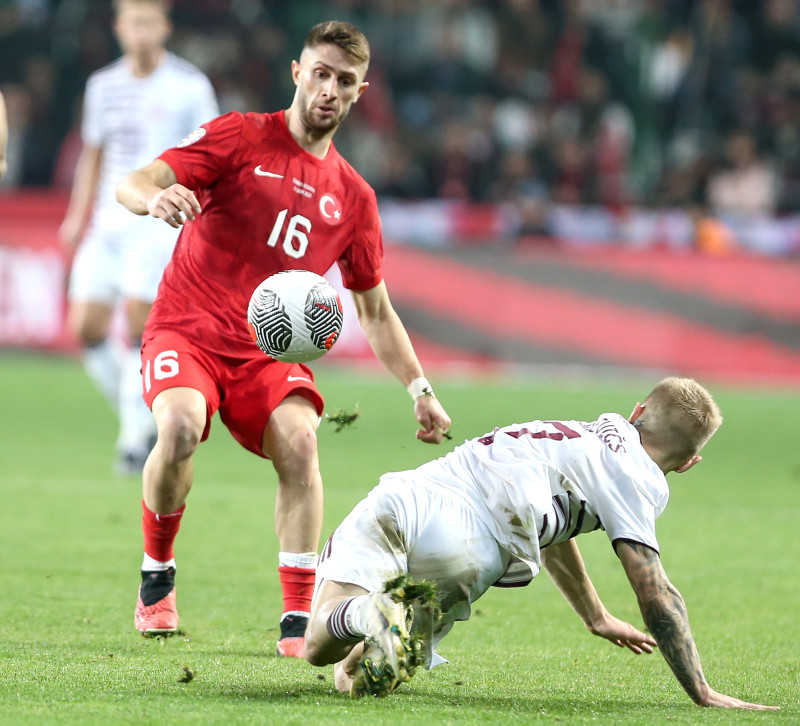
[325,407,360,432]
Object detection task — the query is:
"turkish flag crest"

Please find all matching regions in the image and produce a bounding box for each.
[319,194,343,226]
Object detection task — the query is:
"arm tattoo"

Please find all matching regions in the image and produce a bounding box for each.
[620,541,708,703]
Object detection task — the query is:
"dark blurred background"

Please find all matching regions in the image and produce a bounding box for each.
[3,0,800,222]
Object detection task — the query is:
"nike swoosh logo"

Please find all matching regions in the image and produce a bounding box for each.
[287,375,311,382]
[254,165,283,179]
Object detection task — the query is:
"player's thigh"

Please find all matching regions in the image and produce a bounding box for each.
[141,331,221,443]
[219,358,324,458]
[124,299,152,339]
[407,484,508,613]
[120,218,179,303]
[316,476,507,610]
[314,492,410,601]
[67,300,115,343]
[68,229,120,306]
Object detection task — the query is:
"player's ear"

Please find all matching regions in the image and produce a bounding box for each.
[674,455,702,473]
[355,81,369,101]
[628,402,645,424]
[291,59,301,85]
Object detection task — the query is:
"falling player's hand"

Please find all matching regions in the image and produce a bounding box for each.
[694,688,778,710]
[147,183,202,228]
[588,612,657,654]
[414,396,451,444]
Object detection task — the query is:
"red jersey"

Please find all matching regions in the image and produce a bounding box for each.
[146,110,384,358]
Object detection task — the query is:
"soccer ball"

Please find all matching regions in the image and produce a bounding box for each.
[247,270,343,363]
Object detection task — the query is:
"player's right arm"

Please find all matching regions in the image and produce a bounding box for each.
[58,143,103,247]
[116,159,201,228]
[615,539,777,710]
[543,539,655,654]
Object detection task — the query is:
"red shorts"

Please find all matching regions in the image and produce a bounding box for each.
[141,330,324,458]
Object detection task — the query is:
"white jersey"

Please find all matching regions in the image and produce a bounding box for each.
[408,413,669,578]
[82,52,218,234]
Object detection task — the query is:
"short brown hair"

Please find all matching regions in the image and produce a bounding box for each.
[635,377,723,465]
[112,0,171,17]
[303,20,370,67]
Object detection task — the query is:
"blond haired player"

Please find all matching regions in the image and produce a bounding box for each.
[306,378,776,710]
[59,0,218,473]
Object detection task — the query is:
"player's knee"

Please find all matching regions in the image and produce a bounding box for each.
[68,304,110,345]
[289,423,318,460]
[157,411,202,462]
[303,619,337,666]
[303,628,327,666]
[270,420,319,474]
[73,321,106,347]
[125,299,151,337]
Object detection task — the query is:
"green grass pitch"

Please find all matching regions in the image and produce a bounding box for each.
[1,352,798,724]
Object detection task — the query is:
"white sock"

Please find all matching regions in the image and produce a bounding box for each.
[142,553,176,571]
[82,339,123,413]
[327,594,370,640]
[117,342,157,454]
[350,595,372,635]
[278,551,317,569]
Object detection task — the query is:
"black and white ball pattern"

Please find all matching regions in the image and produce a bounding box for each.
[247,270,343,363]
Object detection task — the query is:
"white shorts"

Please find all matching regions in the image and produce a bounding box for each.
[69,216,180,304]
[316,473,511,661]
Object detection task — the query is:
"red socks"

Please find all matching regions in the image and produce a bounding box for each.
[141,499,185,562]
[278,566,315,614]
[142,500,314,616]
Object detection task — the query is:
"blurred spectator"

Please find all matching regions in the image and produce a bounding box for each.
[594,104,635,208]
[549,137,591,205]
[375,136,431,199]
[648,27,693,101]
[683,0,750,133]
[491,150,550,237]
[706,128,778,217]
[429,119,483,200]
[647,26,694,141]
[549,2,591,105]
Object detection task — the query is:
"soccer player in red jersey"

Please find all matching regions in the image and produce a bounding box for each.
[116,20,451,657]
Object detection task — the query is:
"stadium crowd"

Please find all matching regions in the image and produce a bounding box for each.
[1,0,800,228]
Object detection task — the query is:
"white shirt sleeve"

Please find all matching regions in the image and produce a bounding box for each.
[592,467,662,552]
[81,75,104,148]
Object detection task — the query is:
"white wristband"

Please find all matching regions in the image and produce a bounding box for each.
[407,377,435,400]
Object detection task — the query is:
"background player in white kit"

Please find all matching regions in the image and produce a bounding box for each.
[59,0,218,473]
[305,377,776,710]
